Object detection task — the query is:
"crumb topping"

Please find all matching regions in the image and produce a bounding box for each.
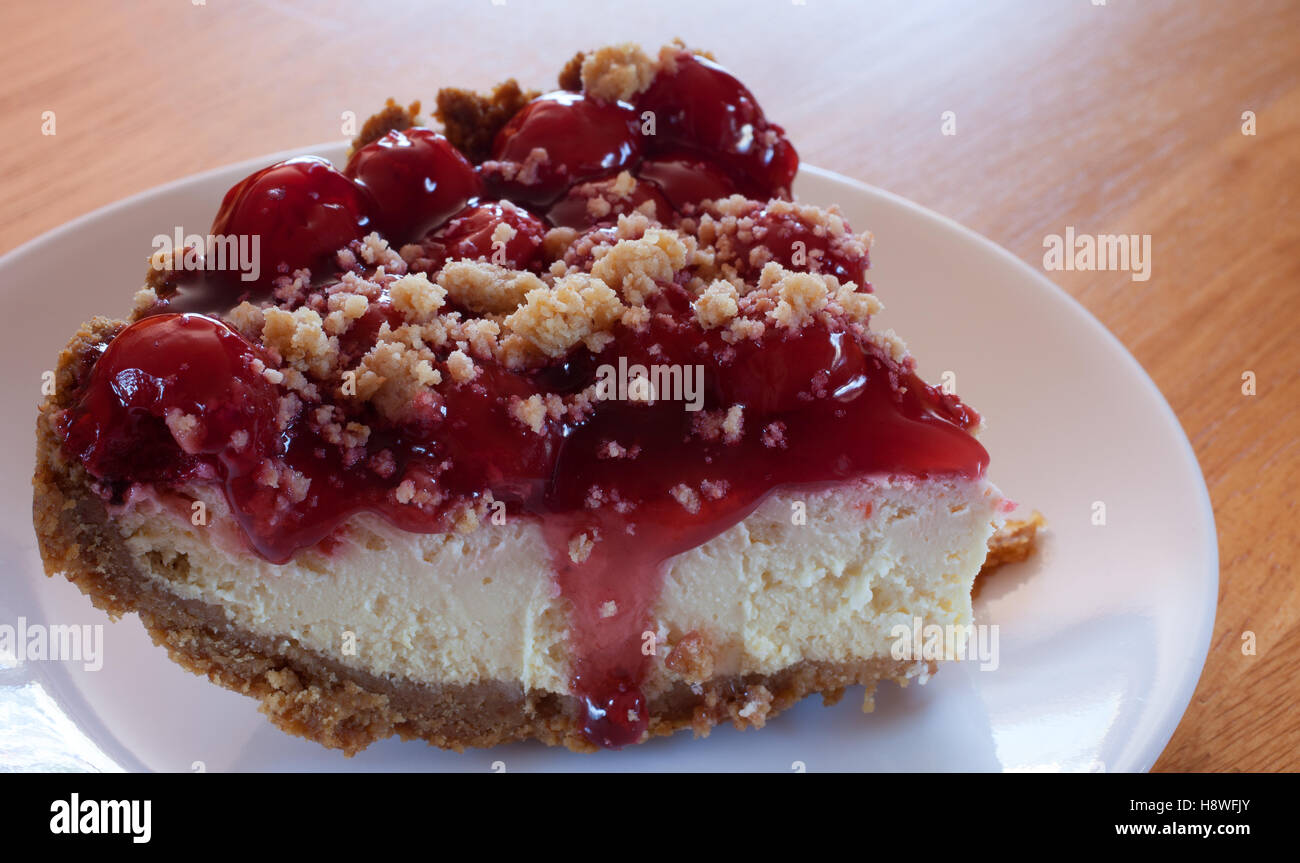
[437,261,541,315]
[388,272,446,323]
[580,43,658,103]
[502,274,625,359]
[693,280,740,329]
[131,181,890,527]
[353,335,442,422]
[590,228,687,304]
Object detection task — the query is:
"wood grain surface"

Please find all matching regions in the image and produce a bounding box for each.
[1,0,1295,771]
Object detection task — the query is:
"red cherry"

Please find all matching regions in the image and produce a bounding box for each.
[60,314,278,482]
[438,364,555,494]
[422,201,547,271]
[546,175,674,229]
[336,293,405,362]
[746,128,799,201]
[210,156,375,292]
[344,127,482,243]
[640,52,763,148]
[750,203,869,286]
[487,91,642,207]
[636,152,738,209]
[637,50,798,200]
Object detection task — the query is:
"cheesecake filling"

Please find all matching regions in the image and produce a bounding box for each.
[108,475,1001,704]
[51,43,995,748]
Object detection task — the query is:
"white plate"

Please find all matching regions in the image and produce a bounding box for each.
[0,145,1218,773]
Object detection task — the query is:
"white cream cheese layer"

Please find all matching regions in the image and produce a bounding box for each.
[114,476,1003,696]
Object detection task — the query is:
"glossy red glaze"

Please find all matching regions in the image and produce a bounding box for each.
[420,201,548,271]
[488,91,642,206]
[344,127,482,244]
[63,308,985,747]
[545,175,674,229]
[746,202,871,287]
[637,51,798,200]
[635,152,738,209]
[60,314,278,483]
[209,157,375,295]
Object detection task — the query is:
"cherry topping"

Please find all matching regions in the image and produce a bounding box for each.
[545,175,674,229]
[437,364,555,494]
[487,91,642,207]
[691,199,869,287]
[344,127,482,244]
[210,156,375,295]
[747,203,870,286]
[336,293,405,362]
[637,50,798,200]
[60,314,278,482]
[421,201,547,271]
[636,152,738,209]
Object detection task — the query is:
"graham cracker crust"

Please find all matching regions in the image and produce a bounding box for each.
[434,80,539,165]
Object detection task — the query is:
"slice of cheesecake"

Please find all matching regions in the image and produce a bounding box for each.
[33,43,1035,754]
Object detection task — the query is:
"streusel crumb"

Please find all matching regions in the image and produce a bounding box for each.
[388,273,446,324]
[669,483,700,514]
[437,261,543,315]
[503,274,625,359]
[445,349,478,383]
[568,531,595,564]
[261,307,339,378]
[323,292,370,335]
[758,264,833,330]
[509,393,548,435]
[352,337,442,422]
[693,280,740,329]
[580,43,658,103]
[136,59,914,527]
[591,229,687,304]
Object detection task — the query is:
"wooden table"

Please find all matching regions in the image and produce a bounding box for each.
[1,0,1295,771]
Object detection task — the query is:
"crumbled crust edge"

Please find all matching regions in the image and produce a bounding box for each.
[349,98,422,155]
[434,80,539,165]
[978,512,1046,579]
